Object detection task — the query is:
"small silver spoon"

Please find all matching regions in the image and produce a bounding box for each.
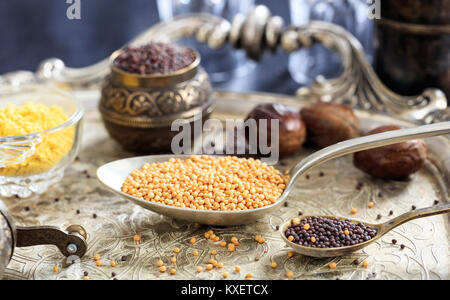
[97,121,450,226]
[280,202,450,258]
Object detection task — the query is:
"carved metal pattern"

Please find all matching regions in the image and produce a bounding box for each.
[0,5,443,124]
[2,91,449,280]
[99,69,212,127]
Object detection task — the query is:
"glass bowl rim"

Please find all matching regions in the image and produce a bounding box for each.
[0,84,84,142]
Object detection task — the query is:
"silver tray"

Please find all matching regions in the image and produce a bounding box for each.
[2,90,449,280]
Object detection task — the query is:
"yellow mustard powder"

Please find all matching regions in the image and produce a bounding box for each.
[0,102,75,176]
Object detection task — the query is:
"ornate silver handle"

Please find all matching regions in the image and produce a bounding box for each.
[286,121,450,194]
[1,5,448,123]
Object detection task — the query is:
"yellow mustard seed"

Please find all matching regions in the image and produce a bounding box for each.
[287,251,294,258]
[206,264,213,271]
[310,237,316,243]
[170,269,176,275]
[193,250,199,256]
[351,208,358,214]
[223,272,229,279]
[0,102,74,176]
[288,235,294,242]
[220,241,227,247]
[228,243,235,252]
[368,202,375,208]
[362,261,369,268]
[110,261,117,267]
[159,266,167,273]
[171,257,177,264]
[235,266,241,272]
[271,262,277,269]
[286,271,293,278]
[304,224,310,230]
[83,276,90,281]
[173,247,180,254]
[197,266,203,273]
[95,261,102,267]
[211,250,217,255]
[156,260,164,267]
[53,266,59,273]
[329,262,337,270]
[245,273,252,279]
[121,156,286,211]
[190,237,196,244]
[93,253,101,261]
[217,262,224,269]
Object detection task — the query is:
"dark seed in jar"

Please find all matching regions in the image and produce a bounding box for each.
[284,217,377,248]
[114,42,196,75]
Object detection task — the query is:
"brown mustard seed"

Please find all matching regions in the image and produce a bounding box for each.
[121,156,286,211]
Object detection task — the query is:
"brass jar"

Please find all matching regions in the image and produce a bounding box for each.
[99,48,214,154]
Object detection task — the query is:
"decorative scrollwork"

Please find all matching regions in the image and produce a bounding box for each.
[2,5,448,124]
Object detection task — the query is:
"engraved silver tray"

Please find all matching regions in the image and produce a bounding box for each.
[1,90,449,280]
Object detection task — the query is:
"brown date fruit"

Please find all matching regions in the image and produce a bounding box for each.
[246,103,307,157]
[353,125,427,180]
[300,102,360,148]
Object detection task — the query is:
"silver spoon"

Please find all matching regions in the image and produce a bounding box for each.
[97,121,450,226]
[280,202,450,258]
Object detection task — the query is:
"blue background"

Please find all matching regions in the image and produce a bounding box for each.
[0,0,301,94]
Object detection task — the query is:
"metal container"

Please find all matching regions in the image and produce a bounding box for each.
[99,48,214,154]
[0,200,87,278]
[375,0,450,101]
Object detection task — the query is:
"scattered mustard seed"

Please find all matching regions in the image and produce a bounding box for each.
[286,271,293,278]
[368,202,375,208]
[211,250,217,255]
[171,257,177,264]
[270,262,277,269]
[206,264,213,271]
[220,241,227,247]
[159,266,167,273]
[95,261,102,267]
[235,266,241,272]
[83,276,90,281]
[173,247,181,254]
[329,262,337,270]
[156,260,164,267]
[110,261,117,267]
[190,237,196,244]
[53,266,59,273]
[351,208,358,214]
[93,253,101,261]
[193,250,199,256]
[170,269,176,275]
[217,262,224,269]
[223,272,229,279]
[197,266,203,273]
[303,224,310,230]
[362,261,369,268]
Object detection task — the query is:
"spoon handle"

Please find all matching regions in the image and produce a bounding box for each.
[286,121,450,192]
[379,202,450,235]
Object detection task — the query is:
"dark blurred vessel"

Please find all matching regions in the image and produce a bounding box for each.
[375,0,450,102]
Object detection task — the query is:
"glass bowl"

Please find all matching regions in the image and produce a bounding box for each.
[0,85,83,198]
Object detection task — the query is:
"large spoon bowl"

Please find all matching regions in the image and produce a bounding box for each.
[97,122,450,226]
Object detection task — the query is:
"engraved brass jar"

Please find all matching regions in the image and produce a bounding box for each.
[99,48,214,154]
